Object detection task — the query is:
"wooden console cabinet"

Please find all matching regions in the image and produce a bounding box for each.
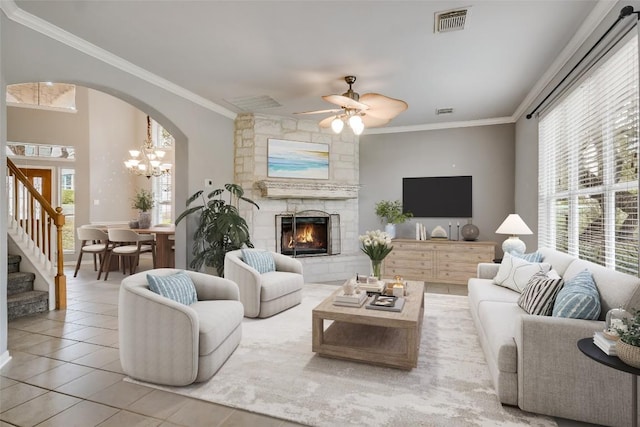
[382,239,496,285]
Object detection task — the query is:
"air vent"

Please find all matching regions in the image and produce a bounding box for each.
[435,8,468,33]
[224,95,281,111]
[436,108,454,115]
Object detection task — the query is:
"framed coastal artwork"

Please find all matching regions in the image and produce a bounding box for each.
[267,139,329,179]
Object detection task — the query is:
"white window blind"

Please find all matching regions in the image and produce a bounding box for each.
[539,34,639,275]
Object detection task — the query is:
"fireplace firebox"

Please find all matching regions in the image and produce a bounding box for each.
[276,211,340,257]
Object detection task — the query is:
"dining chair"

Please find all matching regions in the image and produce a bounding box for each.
[73,226,111,279]
[104,228,156,280]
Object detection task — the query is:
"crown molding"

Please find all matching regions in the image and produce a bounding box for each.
[365,116,514,135]
[512,0,616,121]
[0,0,237,120]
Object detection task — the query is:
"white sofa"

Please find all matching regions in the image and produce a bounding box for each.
[119,269,244,386]
[468,247,640,426]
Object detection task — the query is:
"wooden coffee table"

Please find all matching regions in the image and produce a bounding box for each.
[312,280,425,370]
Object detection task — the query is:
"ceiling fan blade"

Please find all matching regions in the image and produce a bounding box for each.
[318,115,337,128]
[361,114,392,128]
[294,108,342,115]
[359,93,408,119]
[322,94,369,111]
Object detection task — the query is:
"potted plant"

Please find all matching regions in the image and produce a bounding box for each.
[615,309,640,368]
[374,200,412,239]
[175,183,259,276]
[131,188,155,229]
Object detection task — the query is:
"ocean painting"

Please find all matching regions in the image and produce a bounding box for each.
[267,139,329,179]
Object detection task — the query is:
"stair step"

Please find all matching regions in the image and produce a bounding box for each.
[8,254,21,274]
[8,271,36,295]
[8,291,49,321]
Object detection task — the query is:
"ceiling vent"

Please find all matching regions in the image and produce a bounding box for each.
[435,8,468,33]
[436,107,454,115]
[224,95,281,111]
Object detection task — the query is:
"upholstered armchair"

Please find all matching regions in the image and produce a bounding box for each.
[224,249,304,318]
[119,268,244,386]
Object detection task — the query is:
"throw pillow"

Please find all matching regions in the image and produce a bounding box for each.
[241,249,276,274]
[493,252,552,293]
[512,251,544,263]
[517,272,564,316]
[147,271,197,305]
[552,269,601,320]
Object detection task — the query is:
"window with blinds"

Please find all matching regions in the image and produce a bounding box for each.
[538,34,639,275]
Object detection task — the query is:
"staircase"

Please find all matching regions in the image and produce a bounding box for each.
[7,254,49,321]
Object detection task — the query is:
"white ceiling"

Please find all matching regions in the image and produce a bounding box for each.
[10,0,606,132]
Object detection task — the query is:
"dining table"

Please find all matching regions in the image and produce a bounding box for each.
[132,225,175,268]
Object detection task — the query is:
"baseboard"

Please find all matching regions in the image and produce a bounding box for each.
[0,350,12,369]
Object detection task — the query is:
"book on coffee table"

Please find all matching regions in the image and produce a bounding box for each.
[333,290,367,307]
[365,295,405,312]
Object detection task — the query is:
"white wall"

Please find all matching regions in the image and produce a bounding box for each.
[360,124,515,256]
[0,12,9,368]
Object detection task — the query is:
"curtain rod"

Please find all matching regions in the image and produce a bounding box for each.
[526,6,639,120]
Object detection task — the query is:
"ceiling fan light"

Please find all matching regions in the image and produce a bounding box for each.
[351,121,364,135]
[348,115,363,128]
[331,117,344,133]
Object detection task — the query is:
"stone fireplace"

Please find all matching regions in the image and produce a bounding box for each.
[233,113,369,282]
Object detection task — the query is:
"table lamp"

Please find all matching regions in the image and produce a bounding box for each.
[495,214,533,255]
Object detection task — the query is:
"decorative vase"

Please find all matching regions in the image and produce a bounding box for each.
[385,223,396,239]
[138,211,151,229]
[461,221,480,241]
[616,340,640,369]
[371,260,382,280]
[128,219,139,229]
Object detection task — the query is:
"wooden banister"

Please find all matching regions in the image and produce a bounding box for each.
[6,158,66,309]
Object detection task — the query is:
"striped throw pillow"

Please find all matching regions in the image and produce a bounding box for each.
[147,271,197,305]
[241,249,276,274]
[552,269,601,320]
[518,272,564,316]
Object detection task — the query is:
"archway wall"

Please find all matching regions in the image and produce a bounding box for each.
[1,14,237,272]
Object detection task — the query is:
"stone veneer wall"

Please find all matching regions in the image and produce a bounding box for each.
[234,113,370,282]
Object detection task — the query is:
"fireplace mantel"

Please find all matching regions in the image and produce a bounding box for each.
[255,180,359,200]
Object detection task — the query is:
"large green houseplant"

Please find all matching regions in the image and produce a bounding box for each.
[175,183,259,276]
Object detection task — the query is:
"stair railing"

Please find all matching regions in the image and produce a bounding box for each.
[6,158,66,309]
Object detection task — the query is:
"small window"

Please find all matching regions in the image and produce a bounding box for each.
[7,82,76,112]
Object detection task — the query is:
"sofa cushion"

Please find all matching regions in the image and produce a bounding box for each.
[477,301,522,373]
[512,251,544,263]
[147,271,197,305]
[191,300,244,356]
[518,272,564,316]
[260,271,304,302]
[468,278,520,312]
[552,269,601,320]
[537,248,577,277]
[241,249,276,274]
[493,252,551,293]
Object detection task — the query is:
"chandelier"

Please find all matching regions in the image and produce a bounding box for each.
[124,116,171,178]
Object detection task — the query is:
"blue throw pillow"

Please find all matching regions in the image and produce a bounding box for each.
[512,251,544,263]
[552,269,600,319]
[241,249,276,274]
[147,271,197,305]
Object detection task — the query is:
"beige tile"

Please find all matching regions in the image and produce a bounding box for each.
[61,326,107,341]
[97,410,162,427]
[84,330,119,347]
[0,382,48,412]
[0,356,65,381]
[0,350,38,369]
[0,391,80,427]
[157,422,185,427]
[46,342,104,361]
[222,410,283,427]
[55,370,124,398]
[21,337,77,356]
[448,284,469,296]
[72,347,120,369]
[100,359,124,374]
[126,389,191,420]
[72,314,118,330]
[40,322,88,338]
[88,379,154,408]
[14,319,64,334]
[8,332,54,351]
[35,400,119,427]
[24,362,94,389]
[166,399,234,427]
[278,421,306,427]
[0,376,17,390]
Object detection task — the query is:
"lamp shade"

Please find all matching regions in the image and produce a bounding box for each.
[495,214,533,235]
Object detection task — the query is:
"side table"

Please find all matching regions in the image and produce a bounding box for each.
[577,338,640,427]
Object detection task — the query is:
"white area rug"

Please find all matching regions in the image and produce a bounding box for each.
[130,284,556,427]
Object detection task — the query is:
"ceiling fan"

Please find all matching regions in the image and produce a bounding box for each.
[296,76,408,135]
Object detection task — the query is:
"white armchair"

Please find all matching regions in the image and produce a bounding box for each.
[224,250,304,318]
[119,268,244,386]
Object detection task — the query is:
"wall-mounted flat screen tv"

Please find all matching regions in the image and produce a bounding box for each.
[402,176,472,218]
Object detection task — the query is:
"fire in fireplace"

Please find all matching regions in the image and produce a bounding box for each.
[276,211,340,257]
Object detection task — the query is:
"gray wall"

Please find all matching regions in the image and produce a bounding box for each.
[359,124,515,255]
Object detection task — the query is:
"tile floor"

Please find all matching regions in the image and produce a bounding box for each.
[1,257,590,427]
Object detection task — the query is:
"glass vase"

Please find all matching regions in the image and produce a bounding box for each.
[371,260,382,280]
